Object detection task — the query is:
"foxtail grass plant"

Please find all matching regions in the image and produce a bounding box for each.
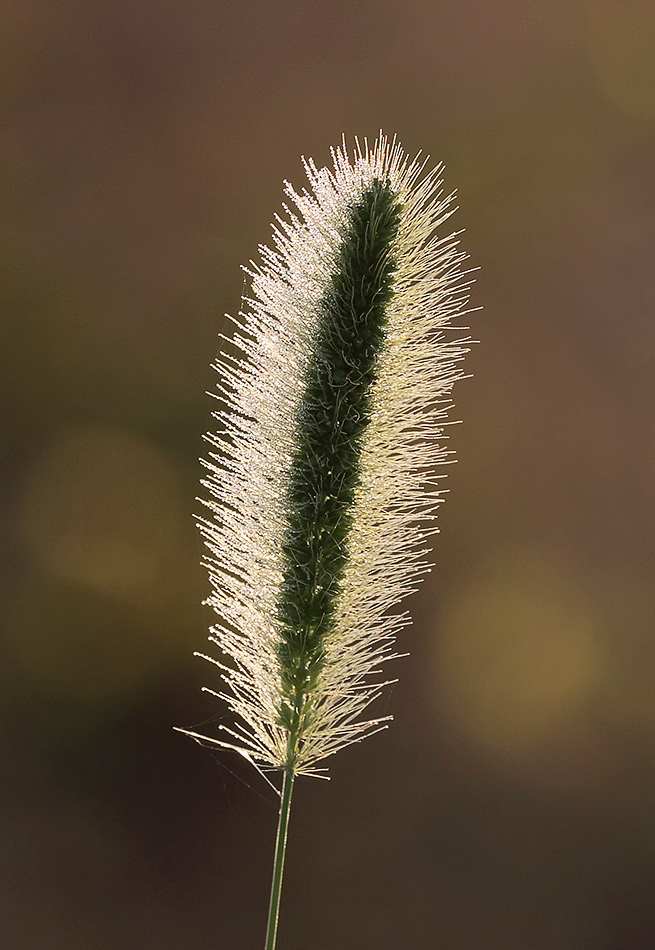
[181,134,472,950]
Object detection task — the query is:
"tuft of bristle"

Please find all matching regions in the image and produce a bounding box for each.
[194,134,472,776]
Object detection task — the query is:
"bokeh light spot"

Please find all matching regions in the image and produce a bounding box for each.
[583,0,655,120]
[435,548,603,753]
[19,425,187,599]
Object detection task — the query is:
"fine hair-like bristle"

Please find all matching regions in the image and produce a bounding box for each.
[192,134,472,777]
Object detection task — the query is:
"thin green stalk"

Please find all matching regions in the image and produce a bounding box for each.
[264,769,295,950]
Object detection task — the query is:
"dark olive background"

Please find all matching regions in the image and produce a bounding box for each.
[1,1,655,947]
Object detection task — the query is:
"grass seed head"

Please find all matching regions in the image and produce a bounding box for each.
[193,134,472,776]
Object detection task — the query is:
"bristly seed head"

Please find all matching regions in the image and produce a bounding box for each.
[193,134,472,777]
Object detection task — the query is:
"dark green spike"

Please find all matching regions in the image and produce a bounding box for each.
[275,179,402,755]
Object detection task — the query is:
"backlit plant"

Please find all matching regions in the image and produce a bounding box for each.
[181,134,473,950]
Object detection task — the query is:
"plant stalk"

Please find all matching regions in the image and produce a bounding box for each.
[264,768,295,950]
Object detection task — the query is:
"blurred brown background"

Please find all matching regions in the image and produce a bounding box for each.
[1,1,654,947]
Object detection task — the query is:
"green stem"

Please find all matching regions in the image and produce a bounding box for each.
[264,768,295,950]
